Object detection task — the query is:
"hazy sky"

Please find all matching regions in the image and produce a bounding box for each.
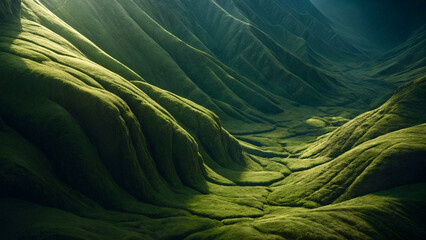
[310,0,426,49]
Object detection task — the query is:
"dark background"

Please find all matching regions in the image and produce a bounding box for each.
[310,0,426,49]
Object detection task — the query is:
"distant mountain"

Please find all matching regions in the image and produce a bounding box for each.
[311,0,426,50]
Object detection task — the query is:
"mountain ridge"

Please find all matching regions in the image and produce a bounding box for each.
[0,0,425,239]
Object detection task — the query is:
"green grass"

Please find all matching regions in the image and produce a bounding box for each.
[0,0,425,239]
[0,0,21,21]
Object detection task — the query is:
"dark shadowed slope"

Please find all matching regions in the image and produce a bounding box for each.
[311,0,426,50]
[0,0,21,21]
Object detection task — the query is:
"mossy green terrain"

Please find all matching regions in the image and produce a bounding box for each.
[0,0,20,21]
[1,0,425,239]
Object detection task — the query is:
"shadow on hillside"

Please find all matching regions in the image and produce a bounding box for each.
[0,6,271,225]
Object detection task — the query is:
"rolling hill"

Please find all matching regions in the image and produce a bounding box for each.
[0,0,425,239]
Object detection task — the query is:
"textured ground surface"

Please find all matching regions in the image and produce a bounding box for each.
[0,0,425,239]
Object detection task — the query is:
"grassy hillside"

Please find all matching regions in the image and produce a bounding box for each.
[0,0,425,239]
[0,0,20,21]
[302,76,426,158]
[39,0,356,110]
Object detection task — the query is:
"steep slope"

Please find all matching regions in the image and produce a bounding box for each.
[302,76,426,158]
[214,0,364,62]
[37,0,425,118]
[270,124,426,206]
[2,0,284,219]
[1,0,426,240]
[38,0,355,113]
[369,27,426,83]
[38,0,286,122]
[268,78,426,207]
[0,0,20,21]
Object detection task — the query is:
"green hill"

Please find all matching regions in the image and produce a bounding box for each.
[0,0,425,239]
